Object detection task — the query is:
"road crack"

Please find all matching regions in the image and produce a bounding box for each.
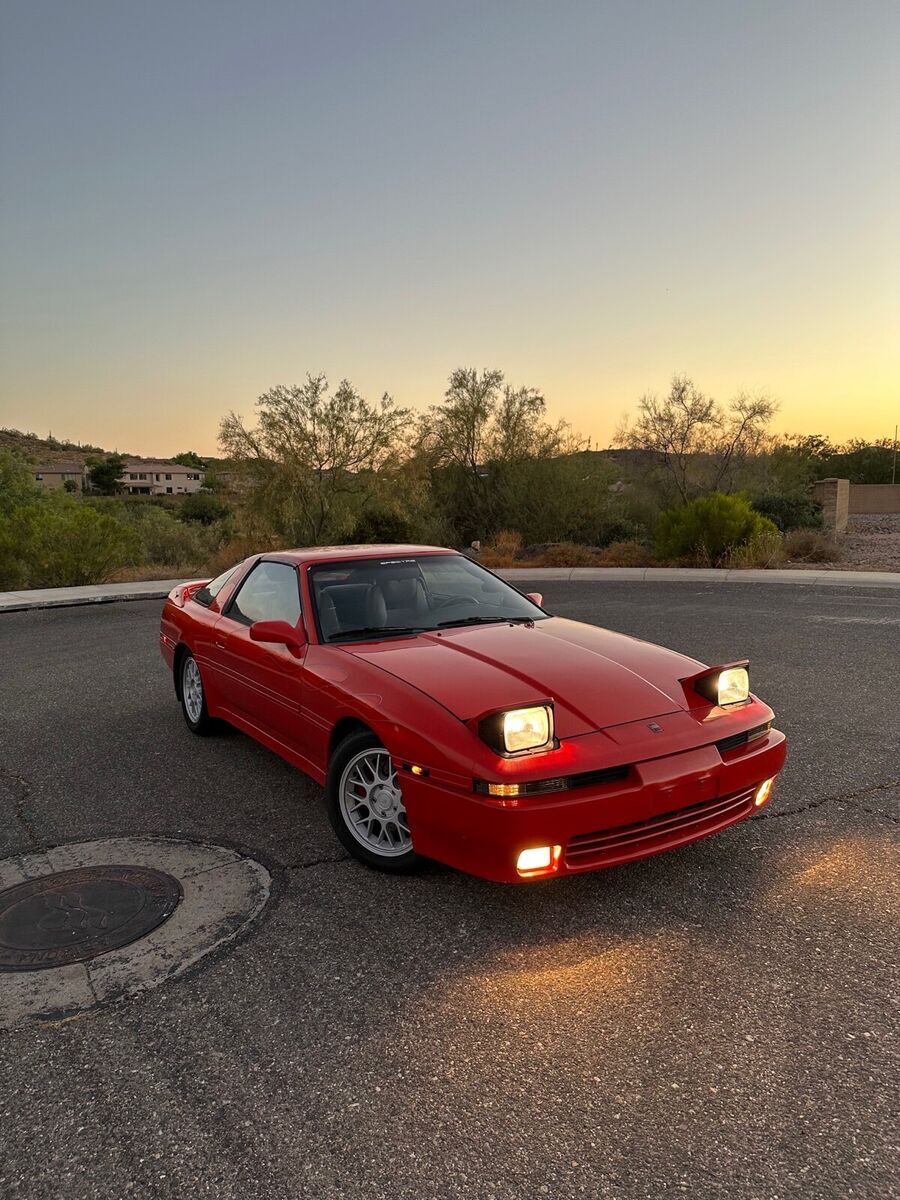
[277,852,351,872]
[0,766,44,853]
[753,777,900,822]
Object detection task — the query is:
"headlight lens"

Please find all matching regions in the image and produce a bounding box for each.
[717,666,750,706]
[478,704,555,755]
[502,706,552,753]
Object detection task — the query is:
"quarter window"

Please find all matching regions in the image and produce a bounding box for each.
[193,565,239,608]
[227,561,302,627]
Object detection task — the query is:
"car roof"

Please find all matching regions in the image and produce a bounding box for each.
[269,544,459,566]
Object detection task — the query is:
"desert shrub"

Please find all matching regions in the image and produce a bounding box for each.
[592,517,647,548]
[750,493,822,532]
[655,493,781,566]
[478,530,523,568]
[179,491,232,525]
[115,504,214,567]
[723,524,785,569]
[348,501,427,544]
[534,542,600,567]
[203,535,275,578]
[0,451,39,517]
[597,540,656,567]
[784,528,841,563]
[0,498,139,588]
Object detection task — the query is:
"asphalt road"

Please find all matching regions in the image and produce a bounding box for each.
[1,582,897,1200]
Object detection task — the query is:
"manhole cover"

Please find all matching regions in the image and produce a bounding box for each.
[0,864,182,972]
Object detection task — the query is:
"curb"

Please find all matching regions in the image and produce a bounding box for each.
[498,567,900,588]
[2,566,900,613]
[0,837,271,1031]
[0,580,188,614]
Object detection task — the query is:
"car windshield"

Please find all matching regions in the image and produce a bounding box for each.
[309,554,547,642]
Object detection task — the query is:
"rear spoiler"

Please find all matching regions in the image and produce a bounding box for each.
[168,580,210,608]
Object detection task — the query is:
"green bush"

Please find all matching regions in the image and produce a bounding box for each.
[749,493,822,532]
[0,451,39,516]
[655,493,782,566]
[115,503,216,567]
[0,497,139,588]
[345,504,420,545]
[723,523,785,569]
[179,491,232,525]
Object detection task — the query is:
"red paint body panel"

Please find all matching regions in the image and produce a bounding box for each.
[160,544,788,883]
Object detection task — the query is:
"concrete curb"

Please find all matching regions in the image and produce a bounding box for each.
[0,579,189,613]
[2,566,900,614]
[0,837,271,1030]
[498,567,900,588]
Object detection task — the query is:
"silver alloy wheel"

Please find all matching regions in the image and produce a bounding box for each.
[338,748,412,857]
[182,656,204,724]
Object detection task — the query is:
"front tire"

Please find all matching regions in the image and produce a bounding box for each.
[326,730,422,873]
[180,651,216,736]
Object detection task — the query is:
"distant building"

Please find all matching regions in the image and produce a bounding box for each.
[32,463,86,491]
[31,459,205,495]
[120,461,204,496]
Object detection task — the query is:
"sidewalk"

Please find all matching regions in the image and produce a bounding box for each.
[2,566,900,613]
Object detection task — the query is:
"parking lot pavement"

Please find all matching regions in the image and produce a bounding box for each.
[0,583,897,1199]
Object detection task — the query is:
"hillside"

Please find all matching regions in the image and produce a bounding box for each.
[0,428,228,467]
[0,427,120,465]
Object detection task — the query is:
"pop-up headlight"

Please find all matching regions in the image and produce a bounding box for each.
[478,704,555,756]
[687,661,751,707]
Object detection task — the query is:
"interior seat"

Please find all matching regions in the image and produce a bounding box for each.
[383,577,429,626]
[319,583,374,631]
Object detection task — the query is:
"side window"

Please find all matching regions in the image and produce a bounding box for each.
[194,565,239,608]
[227,562,302,627]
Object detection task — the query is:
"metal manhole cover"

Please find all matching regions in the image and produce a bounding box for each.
[0,865,183,972]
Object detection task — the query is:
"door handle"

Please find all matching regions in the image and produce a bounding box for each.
[215,639,227,649]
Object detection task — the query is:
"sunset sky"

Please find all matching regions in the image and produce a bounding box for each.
[1,1,897,457]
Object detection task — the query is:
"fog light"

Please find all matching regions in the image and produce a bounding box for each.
[516,845,562,878]
[755,777,775,807]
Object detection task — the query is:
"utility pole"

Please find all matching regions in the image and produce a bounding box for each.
[893,424,897,485]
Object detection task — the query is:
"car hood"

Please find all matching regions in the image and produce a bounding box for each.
[343,617,705,737]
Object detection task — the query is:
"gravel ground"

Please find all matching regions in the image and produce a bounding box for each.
[840,513,900,571]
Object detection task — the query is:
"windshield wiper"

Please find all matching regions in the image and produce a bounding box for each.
[436,615,534,629]
[328,625,426,642]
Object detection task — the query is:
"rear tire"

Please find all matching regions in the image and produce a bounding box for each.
[180,651,217,736]
[326,730,422,873]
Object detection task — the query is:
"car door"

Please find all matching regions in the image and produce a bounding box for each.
[212,560,307,749]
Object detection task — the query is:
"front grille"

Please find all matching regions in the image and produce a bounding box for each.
[473,762,629,798]
[569,763,630,789]
[565,786,756,869]
[715,722,771,755]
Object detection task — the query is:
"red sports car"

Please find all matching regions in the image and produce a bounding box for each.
[160,545,786,883]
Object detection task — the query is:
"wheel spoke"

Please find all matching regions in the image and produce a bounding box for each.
[338,748,412,858]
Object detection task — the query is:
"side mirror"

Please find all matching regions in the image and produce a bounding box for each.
[249,620,307,656]
[525,592,543,607]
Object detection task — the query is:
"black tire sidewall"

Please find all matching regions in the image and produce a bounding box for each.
[326,730,421,873]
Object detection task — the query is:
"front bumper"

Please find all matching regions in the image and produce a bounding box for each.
[401,728,787,883]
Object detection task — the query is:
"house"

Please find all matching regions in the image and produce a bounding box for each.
[32,463,86,491]
[120,461,204,496]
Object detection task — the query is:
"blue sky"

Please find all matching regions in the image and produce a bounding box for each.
[1,0,897,453]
